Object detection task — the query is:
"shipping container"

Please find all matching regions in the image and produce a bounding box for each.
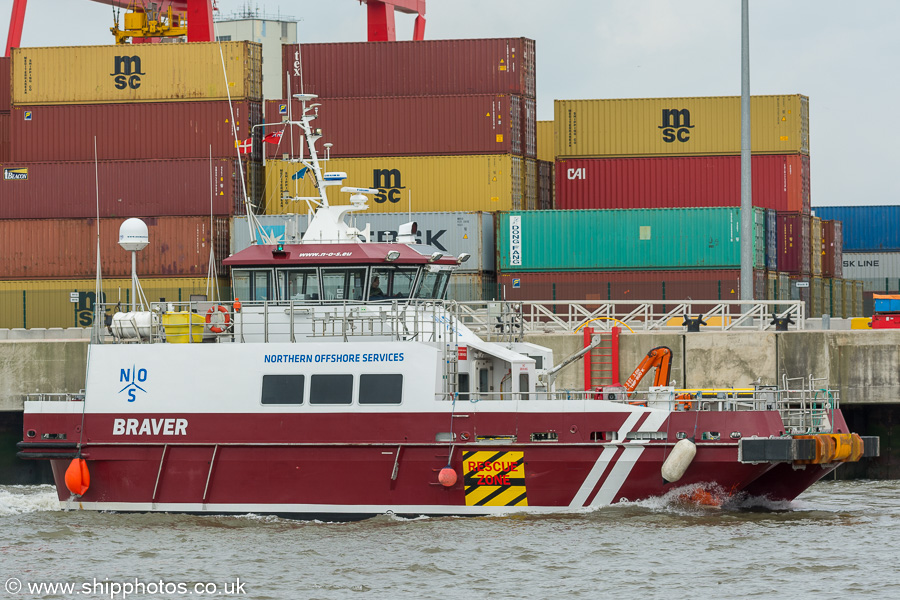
[12,42,261,105]
[555,95,809,158]
[788,275,811,315]
[0,158,256,219]
[0,217,229,280]
[538,160,554,210]
[231,212,496,274]
[812,205,900,251]
[0,112,9,163]
[765,209,777,271]
[0,56,9,112]
[554,154,810,213]
[844,280,855,317]
[496,269,766,303]
[448,272,498,302]
[821,220,842,278]
[9,101,263,162]
[841,252,900,290]
[524,158,537,211]
[811,276,824,317]
[854,281,863,317]
[498,208,766,272]
[828,279,844,318]
[777,272,791,302]
[809,216,822,276]
[264,155,524,215]
[536,120,554,162]
[283,38,535,99]
[0,277,231,329]
[523,97,536,158]
[263,95,527,159]
[777,212,811,274]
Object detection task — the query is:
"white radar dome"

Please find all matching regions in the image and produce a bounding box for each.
[119,218,149,252]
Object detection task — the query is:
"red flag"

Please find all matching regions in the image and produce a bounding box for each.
[263,130,284,144]
[237,138,252,154]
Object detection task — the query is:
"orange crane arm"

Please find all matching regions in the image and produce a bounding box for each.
[622,346,672,393]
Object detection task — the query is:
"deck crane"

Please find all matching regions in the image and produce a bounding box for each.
[358,0,426,41]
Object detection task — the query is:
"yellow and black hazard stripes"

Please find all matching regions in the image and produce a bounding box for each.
[462,450,528,507]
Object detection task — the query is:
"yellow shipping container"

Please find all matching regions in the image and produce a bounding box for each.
[554,94,809,158]
[536,120,555,162]
[11,42,261,105]
[0,278,230,329]
[264,155,525,214]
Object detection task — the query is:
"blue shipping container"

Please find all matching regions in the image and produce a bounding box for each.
[813,206,900,252]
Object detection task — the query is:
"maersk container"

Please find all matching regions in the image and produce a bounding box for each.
[497,208,766,272]
[283,38,536,99]
[555,95,809,158]
[264,155,525,215]
[230,212,496,274]
[555,154,810,213]
[822,220,842,278]
[812,205,900,251]
[9,101,263,162]
[11,42,262,105]
[537,120,554,162]
[777,212,811,274]
[0,158,251,219]
[0,217,229,280]
[841,252,900,287]
[810,216,823,276]
[263,95,526,159]
[0,56,9,111]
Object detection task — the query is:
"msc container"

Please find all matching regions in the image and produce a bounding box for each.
[263,95,526,159]
[496,269,766,302]
[555,95,809,158]
[0,158,251,219]
[9,101,263,162]
[821,220,843,278]
[11,42,262,105]
[497,208,766,272]
[809,216,823,276]
[777,212,811,275]
[448,272,498,302]
[554,154,810,213]
[0,56,9,112]
[0,112,9,163]
[537,120,554,162]
[0,277,231,329]
[0,217,230,280]
[264,155,525,215]
[283,38,536,99]
[231,212,496,274]
[812,206,900,251]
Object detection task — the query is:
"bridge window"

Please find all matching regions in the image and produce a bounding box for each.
[414,269,450,299]
[261,375,304,405]
[282,269,320,301]
[233,269,275,301]
[310,374,353,405]
[321,268,366,301]
[359,374,403,404]
[369,267,419,300]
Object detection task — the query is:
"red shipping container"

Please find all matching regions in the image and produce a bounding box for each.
[555,154,810,212]
[777,212,811,274]
[283,38,536,99]
[0,158,252,219]
[263,95,527,159]
[0,216,230,280]
[0,112,9,163]
[0,56,9,112]
[497,269,766,303]
[9,101,262,162]
[822,220,843,278]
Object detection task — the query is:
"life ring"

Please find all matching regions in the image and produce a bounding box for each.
[206,305,231,333]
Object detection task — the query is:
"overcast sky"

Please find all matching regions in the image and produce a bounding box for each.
[2,0,898,206]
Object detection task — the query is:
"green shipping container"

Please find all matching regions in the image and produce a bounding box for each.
[499,208,766,272]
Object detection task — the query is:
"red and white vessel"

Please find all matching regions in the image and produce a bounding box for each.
[19,95,876,517]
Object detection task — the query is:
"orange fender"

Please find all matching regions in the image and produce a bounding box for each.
[65,457,90,496]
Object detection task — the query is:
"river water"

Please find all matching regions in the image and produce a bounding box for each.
[1,480,898,600]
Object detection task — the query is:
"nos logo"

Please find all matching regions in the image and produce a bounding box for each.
[372,169,405,203]
[119,366,148,402]
[111,55,145,90]
[658,108,694,143]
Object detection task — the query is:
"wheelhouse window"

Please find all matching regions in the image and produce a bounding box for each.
[414,268,451,299]
[369,267,419,301]
[321,268,366,301]
[309,374,353,404]
[261,375,305,404]
[281,269,320,301]
[359,374,403,404]
[233,269,276,301]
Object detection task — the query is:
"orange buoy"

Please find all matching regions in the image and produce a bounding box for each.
[65,457,90,496]
[438,466,457,487]
[233,298,242,312]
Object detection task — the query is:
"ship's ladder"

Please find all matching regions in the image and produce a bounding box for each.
[583,326,621,389]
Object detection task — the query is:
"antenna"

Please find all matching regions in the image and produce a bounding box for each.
[92,136,103,344]
[118,219,149,312]
[207,146,220,302]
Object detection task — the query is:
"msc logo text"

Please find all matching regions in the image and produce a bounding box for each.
[658,108,694,143]
[111,55,145,90]
[372,169,406,203]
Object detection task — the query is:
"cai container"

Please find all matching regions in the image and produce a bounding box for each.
[264,155,527,214]
[9,101,263,162]
[555,154,810,213]
[813,205,900,251]
[0,217,230,280]
[777,212,811,275]
[0,158,250,219]
[555,95,809,158]
[282,38,535,99]
[11,41,262,105]
[497,208,766,272]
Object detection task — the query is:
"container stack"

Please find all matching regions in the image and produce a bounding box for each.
[0,42,264,329]
[536,120,555,209]
[0,57,9,163]
[262,39,537,215]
